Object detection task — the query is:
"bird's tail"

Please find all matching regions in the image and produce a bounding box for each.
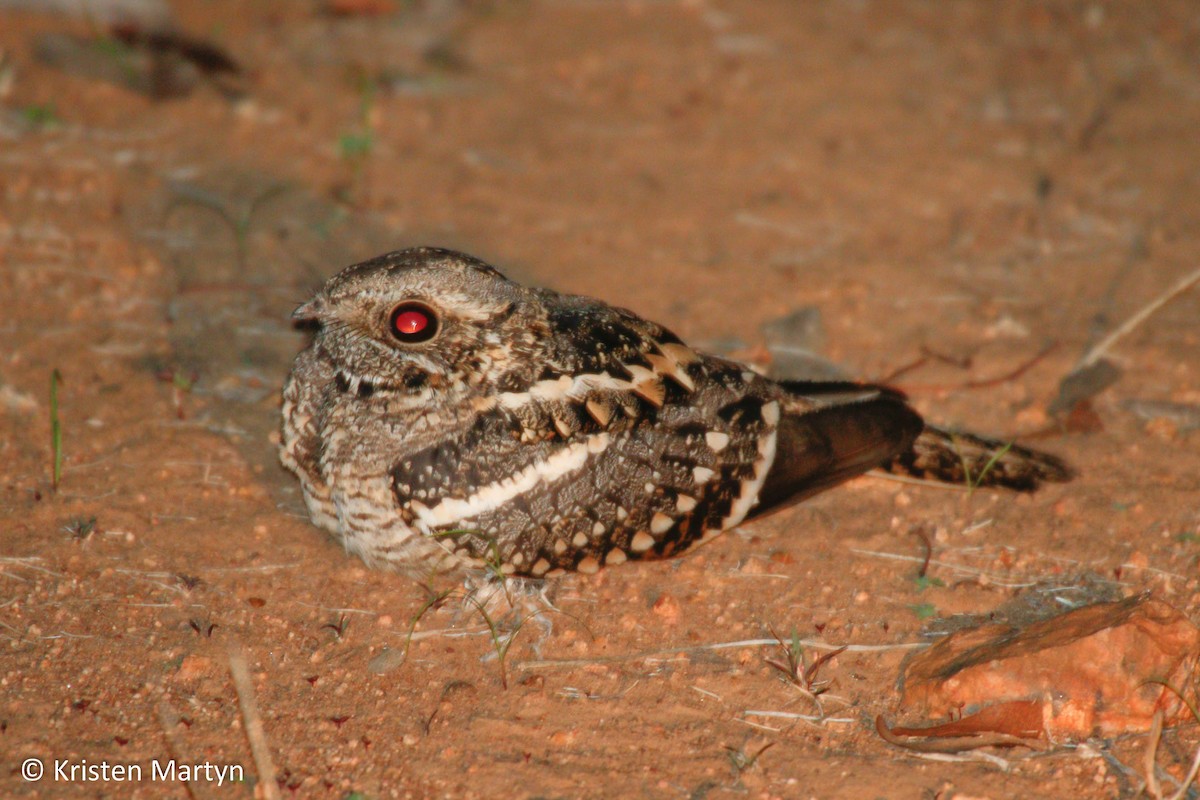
[881,425,1073,491]
[755,382,925,513]
[764,380,1073,498]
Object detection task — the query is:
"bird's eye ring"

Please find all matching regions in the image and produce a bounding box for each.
[388,302,438,343]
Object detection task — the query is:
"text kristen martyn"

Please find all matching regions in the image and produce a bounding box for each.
[22,758,244,786]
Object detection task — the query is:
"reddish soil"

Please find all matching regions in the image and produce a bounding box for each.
[2,1,1199,798]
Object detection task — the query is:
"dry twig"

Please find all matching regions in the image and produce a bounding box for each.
[1078,265,1200,368]
[517,636,923,671]
[1144,708,1163,800]
[157,703,203,800]
[228,644,280,800]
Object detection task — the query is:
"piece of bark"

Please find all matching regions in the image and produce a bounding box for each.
[877,700,1049,753]
[899,594,1200,738]
[1049,357,1122,415]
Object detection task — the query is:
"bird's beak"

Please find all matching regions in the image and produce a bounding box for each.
[292,297,324,322]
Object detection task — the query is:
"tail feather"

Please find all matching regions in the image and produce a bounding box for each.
[756,381,1073,511]
[882,426,1073,492]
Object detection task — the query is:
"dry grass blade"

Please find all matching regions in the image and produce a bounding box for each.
[50,368,63,490]
[804,644,847,687]
[910,526,933,578]
[850,548,1040,588]
[1143,678,1200,800]
[909,750,1014,770]
[868,470,969,491]
[0,556,63,577]
[1170,745,1200,800]
[724,741,774,776]
[401,585,458,665]
[228,644,280,800]
[460,592,574,690]
[157,703,204,800]
[517,636,923,671]
[1145,708,1163,800]
[763,624,833,717]
[1079,265,1200,369]
[743,710,853,724]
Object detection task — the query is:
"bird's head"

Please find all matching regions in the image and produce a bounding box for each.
[294,247,548,398]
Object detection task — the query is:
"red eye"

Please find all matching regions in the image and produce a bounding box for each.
[389,302,438,343]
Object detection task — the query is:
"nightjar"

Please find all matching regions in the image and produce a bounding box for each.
[281,247,1070,578]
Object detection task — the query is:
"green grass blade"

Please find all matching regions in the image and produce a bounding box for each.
[50,369,63,490]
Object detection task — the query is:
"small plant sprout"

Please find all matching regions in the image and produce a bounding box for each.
[336,71,377,204]
[400,583,458,663]
[952,433,1015,497]
[322,614,350,640]
[910,602,937,621]
[461,592,552,691]
[164,183,290,270]
[156,366,198,420]
[188,619,218,638]
[723,741,774,780]
[176,573,203,591]
[912,573,945,592]
[401,580,532,690]
[400,570,587,689]
[764,624,846,716]
[909,526,944,591]
[21,103,61,129]
[90,33,137,82]
[63,517,97,539]
[434,529,517,604]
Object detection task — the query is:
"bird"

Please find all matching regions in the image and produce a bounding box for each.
[280,247,1071,579]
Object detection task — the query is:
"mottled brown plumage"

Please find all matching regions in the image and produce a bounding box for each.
[280,247,1071,577]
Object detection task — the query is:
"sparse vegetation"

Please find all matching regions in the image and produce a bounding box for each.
[910,602,938,621]
[951,433,1015,497]
[335,72,377,205]
[912,574,945,591]
[723,740,774,782]
[401,580,564,690]
[967,440,1014,494]
[462,593,543,690]
[155,366,198,420]
[322,614,350,640]
[763,624,846,716]
[21,103,61,128]
[188,619,218,637]
[909,525,943,590]
[164,183,290,270]
[435,528,517,602]
[63,516,97,539]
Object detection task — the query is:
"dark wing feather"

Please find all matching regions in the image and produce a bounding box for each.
[539,291,689,376]
[755,382,924,514]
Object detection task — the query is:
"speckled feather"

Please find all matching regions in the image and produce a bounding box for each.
[280,248,1071,578]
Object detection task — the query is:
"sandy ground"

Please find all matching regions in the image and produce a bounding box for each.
[2,1,1200,797]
